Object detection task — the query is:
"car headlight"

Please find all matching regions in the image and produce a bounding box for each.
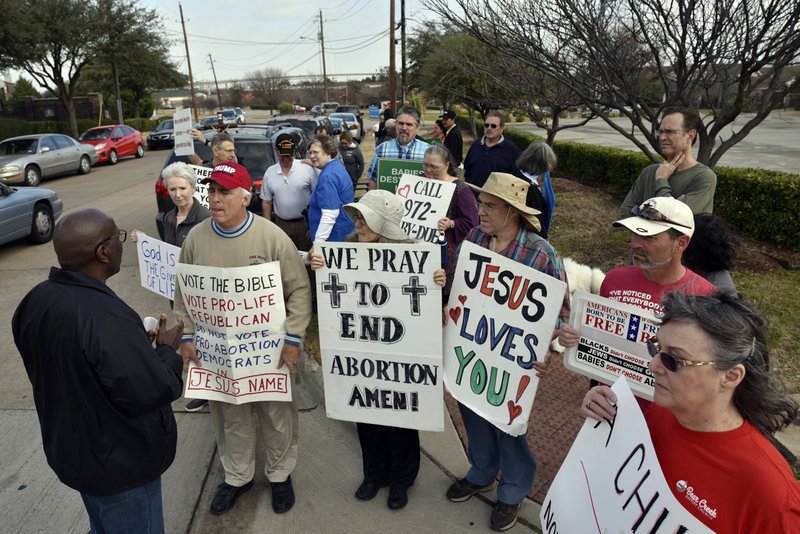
[95,143,107,150]
[1,164,21,173]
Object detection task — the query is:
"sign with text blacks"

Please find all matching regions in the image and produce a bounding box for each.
[443,240,567,436]
[177,262,290,404]
[395,173,455,243]
[540,378,713,533]
[315,241,443,431]
[563,291,659,400]
[376,158,424,193]
[135,233,180,300]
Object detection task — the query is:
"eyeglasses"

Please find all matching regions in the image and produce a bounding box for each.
[476,199,507,215]
[656,128,686,136]
[485,123,501,129]
[96,229,127,249]
[631,202,692,229]
[646,337,719,372]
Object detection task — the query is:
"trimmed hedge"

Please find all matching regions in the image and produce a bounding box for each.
[455,118,800,250]
[0,117,159,138]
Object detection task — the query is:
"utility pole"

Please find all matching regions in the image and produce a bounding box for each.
[389,0,396,112]
[401,0,406,104]
[319,10,329,101]
[208,54,222,109]
[179,2,198,120]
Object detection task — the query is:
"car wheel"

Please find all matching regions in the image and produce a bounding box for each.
[78,155,91,175]
[135,144,144,158]
[27,203,54,244]
[24,165,41,186]
[109,149,118,165]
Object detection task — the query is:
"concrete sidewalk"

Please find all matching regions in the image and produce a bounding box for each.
[0,357,541,534]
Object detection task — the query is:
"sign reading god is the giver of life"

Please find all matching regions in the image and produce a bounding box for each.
[443,241,567,436]
[540,377,713,534]
[177,262,291,404]
[395,173,455,244]
[135,232,180,300]
[562,290,659,401]
[315,241,444,431]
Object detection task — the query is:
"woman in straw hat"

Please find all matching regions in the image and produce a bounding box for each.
[445,172,571,531]
[309,190,445,511]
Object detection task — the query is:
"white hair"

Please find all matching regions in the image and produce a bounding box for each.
[238,187,252,202]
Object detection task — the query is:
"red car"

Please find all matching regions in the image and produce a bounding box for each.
[78,124,145,164]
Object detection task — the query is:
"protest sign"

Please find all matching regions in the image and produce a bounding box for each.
[315,241,444,431]
[189,164,212,208]
[563,291,659,400]
[173,108,193,156]
[540,377,713,534]
[135,233,180,300]
[395,173,455,244]
[443,240,567,436]
[177,262,291,404]
[376,158,424,193]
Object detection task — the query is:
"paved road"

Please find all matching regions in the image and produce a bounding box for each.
[512,112,800,173]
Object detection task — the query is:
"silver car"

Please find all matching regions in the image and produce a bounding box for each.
[329,112,362,142]
[0,133,97,186]
[0,182,63,245]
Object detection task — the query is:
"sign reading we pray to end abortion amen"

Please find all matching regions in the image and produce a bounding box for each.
[177,262,291,404]
[395,173,455,244]
[444,241,567,436]
[315,241,444,431]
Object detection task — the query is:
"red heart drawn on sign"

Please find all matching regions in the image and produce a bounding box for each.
[458,294,467,305]
[396,184,411,198]
[507,400,523,425]
[448,307,461,324]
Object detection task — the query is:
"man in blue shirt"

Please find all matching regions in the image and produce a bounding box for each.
[368,105,430,189]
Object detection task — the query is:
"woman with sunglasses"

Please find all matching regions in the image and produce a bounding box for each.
[582,291,800,532]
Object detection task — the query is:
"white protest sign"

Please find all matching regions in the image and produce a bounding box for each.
[135,232,180,300]
[315,241,444,431]
[173,108,193,156]
[563,291,659,400]
[177,262,290,404]
[189,164,212,208]
[540,378,713,534]
[443,240,567,436]
[395,173,456,243]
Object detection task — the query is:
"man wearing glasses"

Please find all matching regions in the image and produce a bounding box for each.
[463,111,524,190]
[619,106,717,218]
[367,105,430,189]
[13,208,185,533]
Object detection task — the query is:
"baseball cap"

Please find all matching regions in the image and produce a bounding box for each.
[275,133,296,157]
[201,162,251,190]
[440,109,456,120]
[613,197,694,237]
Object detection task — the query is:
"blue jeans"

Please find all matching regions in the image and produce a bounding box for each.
[80,477,164,534]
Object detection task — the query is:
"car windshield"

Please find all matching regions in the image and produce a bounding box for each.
[330,113,355,121]
[79,128,112,141]
[0,139,38,155]
[222,110,235,118]
[154,120,174,132]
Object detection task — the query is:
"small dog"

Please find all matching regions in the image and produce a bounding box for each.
[550,258,605,353]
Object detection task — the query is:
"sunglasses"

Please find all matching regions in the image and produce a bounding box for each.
[631,203,692,229]
[485,123,501,129]
[646,337,719,372]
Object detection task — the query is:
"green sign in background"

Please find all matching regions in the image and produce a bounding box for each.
[377,158,425,193]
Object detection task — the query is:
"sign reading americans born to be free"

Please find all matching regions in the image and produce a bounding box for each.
[315,241,444,431]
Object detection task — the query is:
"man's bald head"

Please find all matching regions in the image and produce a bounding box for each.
[54,209,117,272]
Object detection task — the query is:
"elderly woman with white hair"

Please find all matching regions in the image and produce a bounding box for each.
[583,291,800,531]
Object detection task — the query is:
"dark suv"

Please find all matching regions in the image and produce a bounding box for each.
[154,126,309,238]
[265,114,334,138]
[335,105,364,136]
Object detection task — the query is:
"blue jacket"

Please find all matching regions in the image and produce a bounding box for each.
[463,136,522,189]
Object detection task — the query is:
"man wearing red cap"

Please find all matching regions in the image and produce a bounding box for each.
[173,162,312,517]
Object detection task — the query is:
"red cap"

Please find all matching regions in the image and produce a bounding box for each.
[201,162,251,190]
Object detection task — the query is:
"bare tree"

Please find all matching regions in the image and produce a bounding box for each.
[247,67,289,109]
[428,0,800,166]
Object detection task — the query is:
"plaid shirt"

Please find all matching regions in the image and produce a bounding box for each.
[464,225,571,326]
[367,137,431,182]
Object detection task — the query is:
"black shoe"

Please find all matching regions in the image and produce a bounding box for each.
[387,486,408,510]
[186,398,209,412]
[446,477,496,502]
[209,481,253,515]
[271,476,295,514]
[355,480,383,501]
[490,501,520,531]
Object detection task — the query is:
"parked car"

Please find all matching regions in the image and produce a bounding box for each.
[200,116,219,129]
[265,114,334,138]
[328,116,344,135]
[219,109,240,126]
[309,105,322,115]
[320,102,340,115]
[231,107,246,124]
[335,105,364,136]
[293,104,306,113]
[154,125,309,238]
[329,112,362,142]
[0,182,63,245]
[78,124,144,165]
[147,119,176,150]
[0,133,96,186]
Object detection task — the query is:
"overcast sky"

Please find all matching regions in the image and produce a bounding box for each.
[138,0,431,86]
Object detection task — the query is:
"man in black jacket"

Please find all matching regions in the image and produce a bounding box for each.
[440,109,463,177]
[12,208,184,534]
